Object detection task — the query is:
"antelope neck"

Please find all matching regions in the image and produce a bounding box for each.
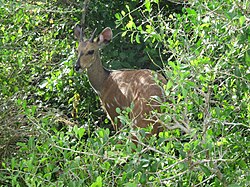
[87,52,110,93]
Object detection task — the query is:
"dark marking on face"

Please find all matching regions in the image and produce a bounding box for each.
[87,50,94,55]
[79,51,84,57]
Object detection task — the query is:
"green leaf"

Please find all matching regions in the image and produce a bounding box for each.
[239,16,246,26]
[245,50,250,65]
[146,24,152,33]
[2,162,6,169]
[125,5,130,12]
[121,31,127,37]
[90,176,102,187]
[140,172,147,184]
[16,99,22,106]
[228,184,241,187]
[22,100,27,110]
[186,8,197,16]
[183,142,191,152]
[145,0,151,12]
[168,61,176,69]
[126,20,135,29]
[11,158,16,170]
[116,107,121,114]
[124,182,138,187]
[165,80,173,90]
[40,157,48,163]
[238,160,247,169]
[115,13,121,20]
[130,32,135,43]
[121,10,126,16]
[137,25,143,32]
[98,129,104,138]
[78,128,85,139]
[28,137,34,148]
[31,105,37,116]
[200,164,211,176]
[181,87,188,98]
[153,0,159,4]
[135,33,140,43]
[103,161,110,170]
[118,115,128,125]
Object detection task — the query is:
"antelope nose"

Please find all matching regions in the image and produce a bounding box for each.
[75,63,80,71]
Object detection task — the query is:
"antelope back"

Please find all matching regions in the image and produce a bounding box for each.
[100,69,166,133]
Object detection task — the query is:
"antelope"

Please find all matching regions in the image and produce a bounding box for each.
[74,25,166,140]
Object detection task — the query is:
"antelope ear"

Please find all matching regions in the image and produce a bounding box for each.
[74,25,82,40]
[97,27,113,45]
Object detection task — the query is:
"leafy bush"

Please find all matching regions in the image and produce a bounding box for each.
[0,0,249,186]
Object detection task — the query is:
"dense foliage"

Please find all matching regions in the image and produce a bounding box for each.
[0,0,249,186]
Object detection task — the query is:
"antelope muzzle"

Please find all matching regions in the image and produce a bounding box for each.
[75,59,81,72]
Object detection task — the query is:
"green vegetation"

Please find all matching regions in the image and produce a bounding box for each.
[0,0,249,186]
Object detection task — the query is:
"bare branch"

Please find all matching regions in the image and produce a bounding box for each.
[81,0,90,28]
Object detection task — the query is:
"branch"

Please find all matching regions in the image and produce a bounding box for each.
[81,0,90,28]
[155,117,191,134]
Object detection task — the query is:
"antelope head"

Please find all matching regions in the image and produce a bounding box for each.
[74,25,113,72]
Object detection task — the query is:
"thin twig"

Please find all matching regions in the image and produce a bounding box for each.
[81,0,90,28]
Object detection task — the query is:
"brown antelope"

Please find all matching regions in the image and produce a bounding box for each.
[74,25,166,139]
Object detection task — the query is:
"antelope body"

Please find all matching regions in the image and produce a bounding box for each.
[74,26,166,137]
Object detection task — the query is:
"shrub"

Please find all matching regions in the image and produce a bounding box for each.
[0,0,249,186]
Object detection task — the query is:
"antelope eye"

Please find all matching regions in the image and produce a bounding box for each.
[87,50,94,55]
